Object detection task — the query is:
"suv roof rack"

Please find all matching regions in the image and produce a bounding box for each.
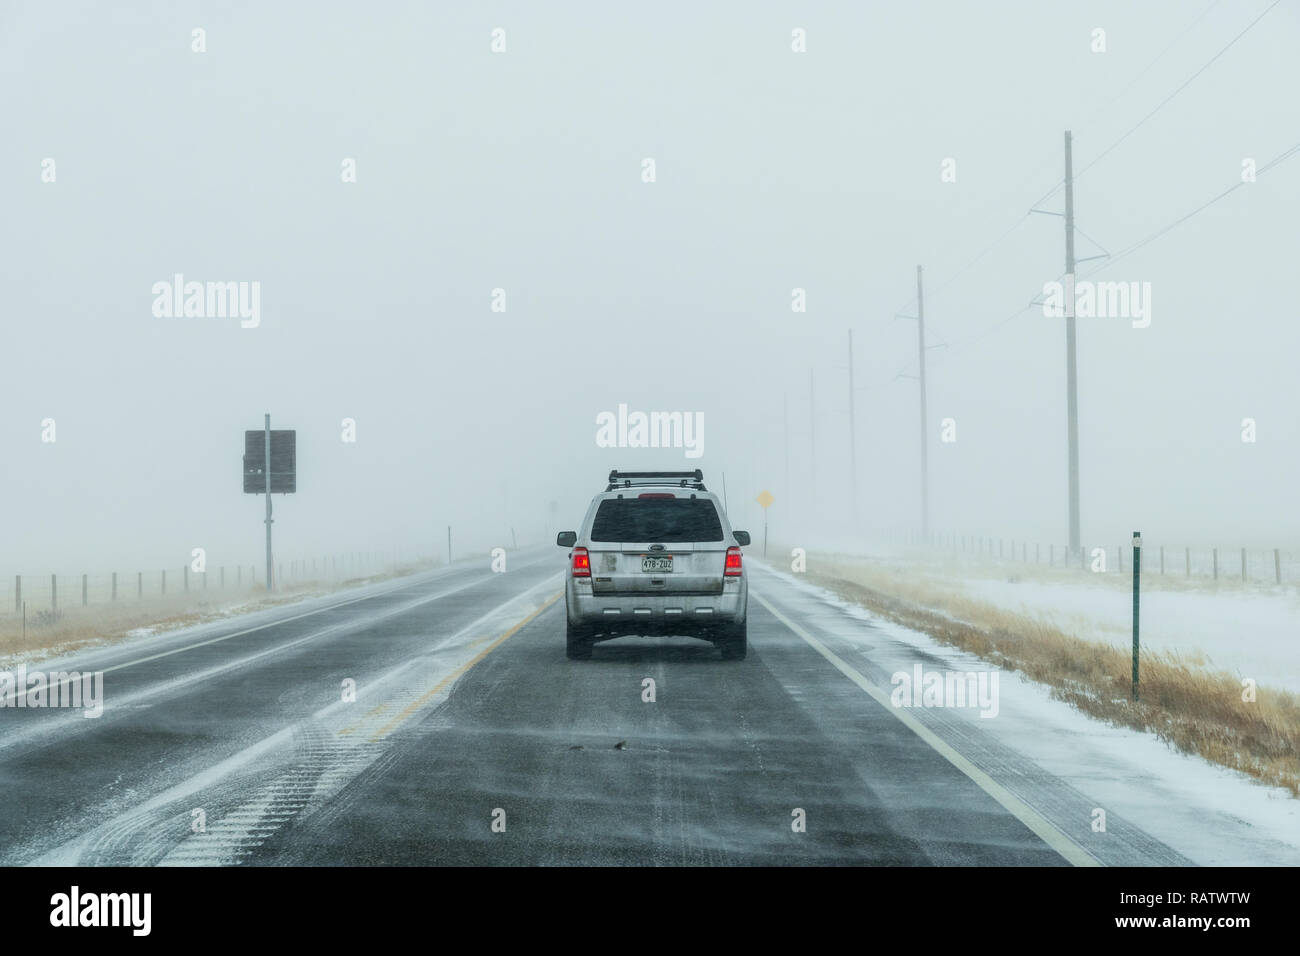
[606,469,707,492]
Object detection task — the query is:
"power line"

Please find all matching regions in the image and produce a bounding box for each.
[857,4,1290,455]
[927,136,1300,359]
[891,204,1038,321]
[907,1,1239,313]
[1086,0,1223,116]
[893,157,1062,319]
[1030,0,1235,210]
[1072,0,1283,183]
[1082,137,1300,278]
[927,212,1033,300]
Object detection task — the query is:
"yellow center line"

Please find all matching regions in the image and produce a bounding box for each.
[337,701,392,736]
[366,592,561,743]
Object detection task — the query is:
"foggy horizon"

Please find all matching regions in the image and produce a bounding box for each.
[4,0,1298,575]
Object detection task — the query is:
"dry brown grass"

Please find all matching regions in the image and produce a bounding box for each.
[0,562,436,661]
[801,556,1300,797]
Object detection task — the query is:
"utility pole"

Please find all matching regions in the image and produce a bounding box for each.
[1064,130,1081,558]
[809,368,816,500]
[808,368,815,464]
[264,413,273,592]
[847,329,858,524]
[783,392,791,508]
[916,265,930,540]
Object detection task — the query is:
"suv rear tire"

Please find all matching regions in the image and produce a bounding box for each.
[566,620,594,660]
[717,621,747,660]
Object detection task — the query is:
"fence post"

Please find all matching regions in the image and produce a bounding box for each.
[184,566,189,592]
[1241,548,1247,582]
[112,572,117,602]
[51,573,57,611]
[1185,547,1190,577]
[221,566,225,589]
[1275,548,1282,585]
[1213,548,1218,580]
[138,571,142,598]
[1117,546,1123,574]
[1132,532,1141,700]
[1160,545,1164,576]
[14,575,19,614]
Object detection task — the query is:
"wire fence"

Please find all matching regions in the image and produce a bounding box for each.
[1,551,419,620]
[876,531,1300,586]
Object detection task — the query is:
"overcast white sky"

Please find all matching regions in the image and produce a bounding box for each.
[2,0,1298,575]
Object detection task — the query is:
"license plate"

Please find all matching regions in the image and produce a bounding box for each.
[641,555,673,573]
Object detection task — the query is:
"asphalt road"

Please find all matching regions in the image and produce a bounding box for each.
[0,550,1189,866]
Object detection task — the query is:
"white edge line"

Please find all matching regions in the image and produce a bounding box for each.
[751,589,1101,868]
[30,574,564,867]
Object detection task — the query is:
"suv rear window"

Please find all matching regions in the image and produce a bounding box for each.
[590,497,724,542]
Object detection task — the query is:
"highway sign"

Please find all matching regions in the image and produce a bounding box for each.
[243,430,296,493]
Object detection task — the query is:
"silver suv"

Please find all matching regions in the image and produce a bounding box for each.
[556,470,751,660]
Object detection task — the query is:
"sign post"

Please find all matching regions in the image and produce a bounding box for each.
[243,416,297,593]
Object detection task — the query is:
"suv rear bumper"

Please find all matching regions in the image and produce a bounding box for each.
[566,576,747,629]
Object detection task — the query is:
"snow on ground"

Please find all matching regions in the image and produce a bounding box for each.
[962,575,1300,692]
[824,548,1300,694]
[756,562,1300,865]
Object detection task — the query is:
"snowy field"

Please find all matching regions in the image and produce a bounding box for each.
[810,546,1300,694]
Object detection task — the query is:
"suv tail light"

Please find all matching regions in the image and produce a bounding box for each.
[571,547,591,577]
[724,546,743,576]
